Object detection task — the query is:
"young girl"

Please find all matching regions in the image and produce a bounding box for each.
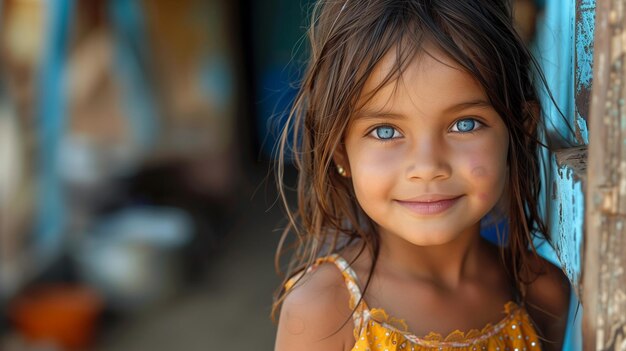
[273,1,571,350]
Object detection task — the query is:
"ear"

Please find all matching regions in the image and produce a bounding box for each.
[332,143,351,178]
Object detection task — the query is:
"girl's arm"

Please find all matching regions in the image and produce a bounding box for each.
[275,263,356,351]
[524,255,571,351]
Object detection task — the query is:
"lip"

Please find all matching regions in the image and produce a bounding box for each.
[396,195,463,215]
[400,194,462,202]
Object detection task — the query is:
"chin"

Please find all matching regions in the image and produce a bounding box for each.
[395,229,463,247]
[406,235,460,247]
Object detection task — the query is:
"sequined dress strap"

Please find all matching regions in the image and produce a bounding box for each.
[315,254,370,333]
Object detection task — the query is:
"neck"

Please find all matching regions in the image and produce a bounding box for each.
[376,223,486,291]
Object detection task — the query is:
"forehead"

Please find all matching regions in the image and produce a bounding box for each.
[356,43,490,115]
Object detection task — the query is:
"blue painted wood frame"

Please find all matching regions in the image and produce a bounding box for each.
[531,0,594,349]
[35,0,74,261]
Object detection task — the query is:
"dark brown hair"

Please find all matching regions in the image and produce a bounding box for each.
[272,0,556,320]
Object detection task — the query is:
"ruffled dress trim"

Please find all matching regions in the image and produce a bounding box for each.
[286,254,542,350]
[364,301,527,347]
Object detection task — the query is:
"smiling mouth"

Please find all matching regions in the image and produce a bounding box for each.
[395,195,463,215]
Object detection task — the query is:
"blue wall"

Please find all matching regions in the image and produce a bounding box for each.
[532,0,594,349]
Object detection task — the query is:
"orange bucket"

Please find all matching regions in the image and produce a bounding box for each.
[9,284,103,350]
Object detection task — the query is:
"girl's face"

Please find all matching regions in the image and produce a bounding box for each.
[338,46,509,246]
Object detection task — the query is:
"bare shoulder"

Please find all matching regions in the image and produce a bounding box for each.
[275,262,356,351]
[524,253,571,351]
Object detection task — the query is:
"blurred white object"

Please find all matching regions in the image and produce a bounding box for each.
[0,99,29,301]
[58,135,103,187]
[59,134,144,187]
[0,102,23,206]
[75,206,192,311]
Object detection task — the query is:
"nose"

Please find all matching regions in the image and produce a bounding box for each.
[405,137,452,181]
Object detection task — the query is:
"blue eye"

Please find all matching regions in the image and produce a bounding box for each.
[372,126,400,140]
[452,118,481,132]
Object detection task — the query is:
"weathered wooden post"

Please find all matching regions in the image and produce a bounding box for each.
[584,0,626,349]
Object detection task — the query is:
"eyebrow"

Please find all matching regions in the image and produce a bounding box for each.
[443,99,493,113]
[354,99,493,120]
[353,110,406,120]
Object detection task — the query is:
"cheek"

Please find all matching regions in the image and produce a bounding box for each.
[467,155,503,178]
[478,192,490,202]
[464,149,508,201]
[467,148,505,178]
[348,141,403,178]
[470,165,488,177]
[347,146,402,201]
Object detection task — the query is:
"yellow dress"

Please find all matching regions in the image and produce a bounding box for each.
[288,254,542,351]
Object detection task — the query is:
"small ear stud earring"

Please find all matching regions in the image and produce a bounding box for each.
[336,165,347,177]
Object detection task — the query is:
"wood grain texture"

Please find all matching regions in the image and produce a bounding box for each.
[584,0,626,349]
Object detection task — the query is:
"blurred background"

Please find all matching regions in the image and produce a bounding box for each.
[0,1,574,350]
[0,0,310,349]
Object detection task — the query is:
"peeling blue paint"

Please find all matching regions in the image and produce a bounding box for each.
[575,0,594,145]
[533,0,581,290]
[532,0,593,349]
[576,116,589,144]
[576,3,595,93]
[553,165,584,287]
